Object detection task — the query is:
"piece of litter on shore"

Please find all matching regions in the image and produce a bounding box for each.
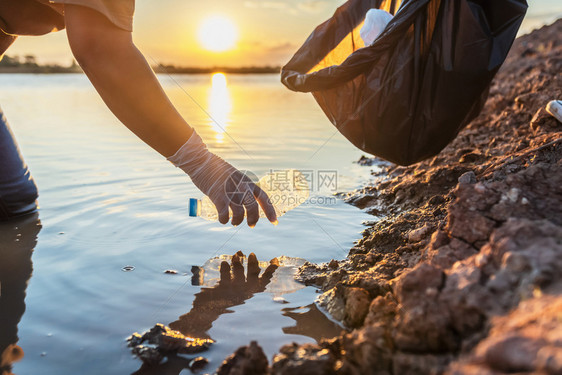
[546,100,562,123]
[122,265,135,272]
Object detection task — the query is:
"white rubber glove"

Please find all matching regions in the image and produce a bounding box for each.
[168,131,278,227]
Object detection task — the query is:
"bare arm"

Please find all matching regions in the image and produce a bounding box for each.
[63,5,277,226]
[64,5,192,157]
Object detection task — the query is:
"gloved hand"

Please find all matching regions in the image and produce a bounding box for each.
[168,131,278,227]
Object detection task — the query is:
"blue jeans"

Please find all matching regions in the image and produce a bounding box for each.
[0,108,38,219]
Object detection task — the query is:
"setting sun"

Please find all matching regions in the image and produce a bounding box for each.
[198,16,238,52]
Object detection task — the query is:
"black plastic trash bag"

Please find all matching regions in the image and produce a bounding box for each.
[281,0,528,165]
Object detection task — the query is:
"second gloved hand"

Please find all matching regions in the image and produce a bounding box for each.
[168,131,278,227]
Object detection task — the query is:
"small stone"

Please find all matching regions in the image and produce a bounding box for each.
[40,352,47,357]
[122,265,135,272]
[506,188,520,203]
[328,259,339,269]
[474,183,486,193]
[164,269,178,274]
[458,171,477,185]
[189,356,209,372]
[408,224,433,243]
[217,341,269,375]
[430,230,450,249]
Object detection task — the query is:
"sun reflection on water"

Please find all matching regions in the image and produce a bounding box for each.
[208,73,231,143]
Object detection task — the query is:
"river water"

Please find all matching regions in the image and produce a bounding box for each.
[0,73,376,374]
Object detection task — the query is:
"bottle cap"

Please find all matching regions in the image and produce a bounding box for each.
[188,198,200,217]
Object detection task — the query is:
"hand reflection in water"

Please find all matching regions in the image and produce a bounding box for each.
[0,214,41,375]
[132,252,278,375]
[169,251,279,340]
[133,252,344,375]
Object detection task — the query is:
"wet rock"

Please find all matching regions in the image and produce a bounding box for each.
[131,345,163,366]
[188,356,208,372]
[217,341,269,375]
[356,155,377,166]
[127,332,143,347]
[127,324,213,365]
[296,261,329,286]
[164,269,178,274]
[345,193,376,209]
[317,286,346,323]
[142,324,213,354]
[272,343,337,375]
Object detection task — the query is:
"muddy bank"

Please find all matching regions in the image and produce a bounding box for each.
[216,19,562,375]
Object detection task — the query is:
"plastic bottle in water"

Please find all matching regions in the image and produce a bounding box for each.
[189,169,310,221]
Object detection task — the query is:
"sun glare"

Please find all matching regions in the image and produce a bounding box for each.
[208,73,231,143]
[198,16,238,52]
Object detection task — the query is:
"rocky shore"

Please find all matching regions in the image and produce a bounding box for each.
[217,20,562,374]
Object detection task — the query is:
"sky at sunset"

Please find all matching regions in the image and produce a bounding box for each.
[5,0,562,67]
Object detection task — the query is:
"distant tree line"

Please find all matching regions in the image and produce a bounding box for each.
[0,54,281,74]
[0,54,82,73]
[153,63,281,74]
